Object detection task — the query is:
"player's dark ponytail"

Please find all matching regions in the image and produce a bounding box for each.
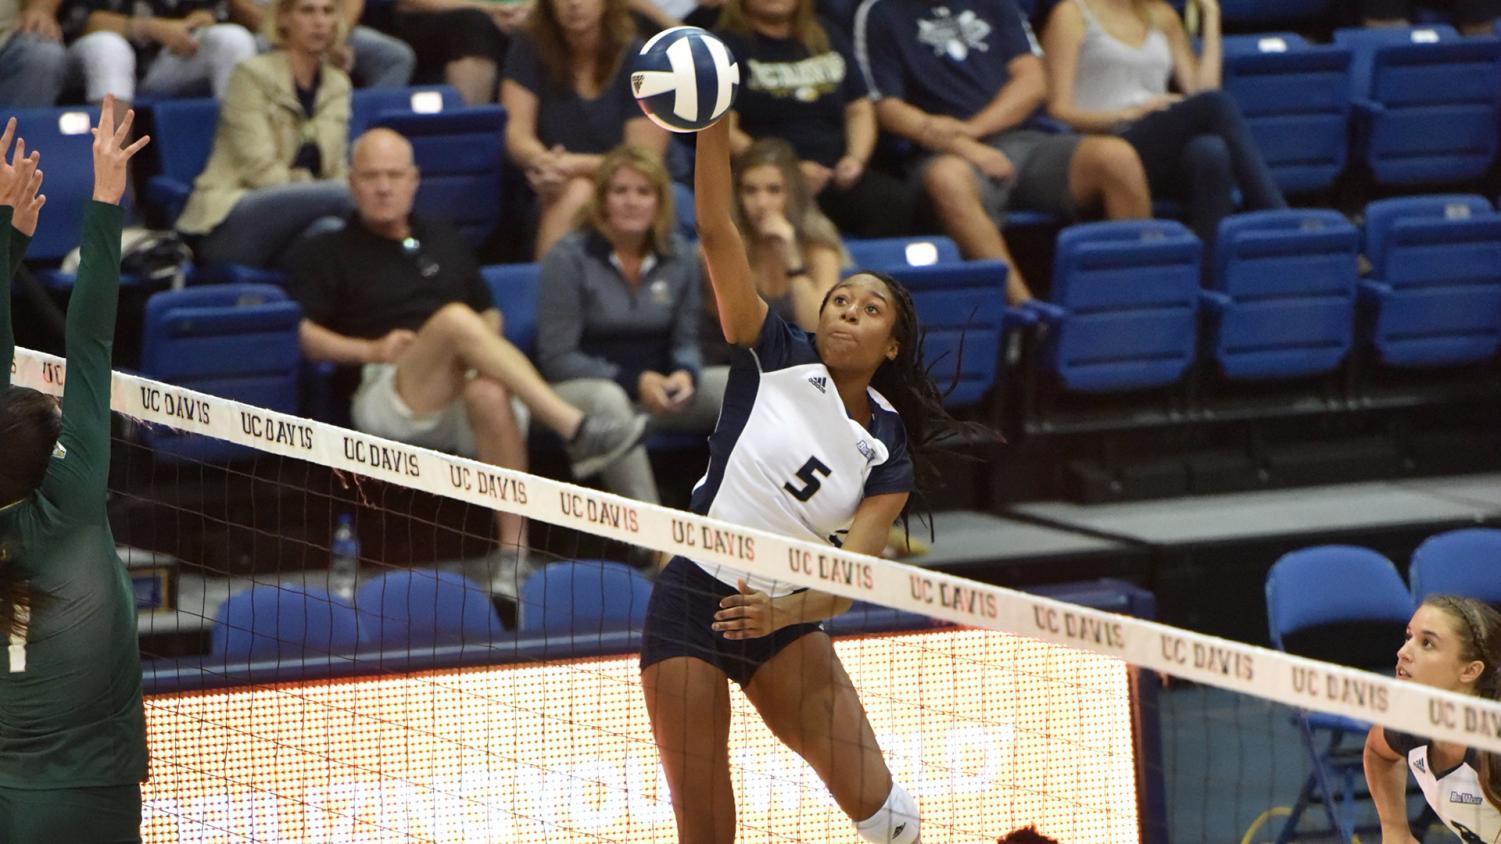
[851,272,999,521]
[1425,595,1501,809]
[0,385,60,639]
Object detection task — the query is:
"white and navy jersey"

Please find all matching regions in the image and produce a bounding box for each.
[690,311,913,596]
[1385,728,1501,842]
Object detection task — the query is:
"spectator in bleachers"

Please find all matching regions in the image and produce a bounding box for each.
[62,0,256,109]
[175,0,356,267]
[1040,0,1287,251]
[536,144,724,505]
[502,0,667,258]
[855,0,1152,303]
[289,129,649,583]
[377,0,520,104]
[0,0,67,106]
[1361,0,1497,36]
[716,0,918,238]
[232,0,416,88]
[731,138,844,330]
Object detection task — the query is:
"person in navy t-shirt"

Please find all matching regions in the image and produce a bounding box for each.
[854,0,1152,303]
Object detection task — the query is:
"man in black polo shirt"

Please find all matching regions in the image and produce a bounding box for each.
[288,128,646,584]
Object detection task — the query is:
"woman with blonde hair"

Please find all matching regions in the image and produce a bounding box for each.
[536,145,725,506]
[731,137,844,332]
[1041,0,1285,251]
[176,0,355,267]
[502,0,668,258]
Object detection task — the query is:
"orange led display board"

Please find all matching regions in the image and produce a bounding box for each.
[140,628,1139,843]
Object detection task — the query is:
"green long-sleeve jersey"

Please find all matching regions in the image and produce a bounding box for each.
[0,201,148,789]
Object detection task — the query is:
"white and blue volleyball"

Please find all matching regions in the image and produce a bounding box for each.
[631,26,740,133]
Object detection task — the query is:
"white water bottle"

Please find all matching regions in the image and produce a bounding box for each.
[329,514,359,600]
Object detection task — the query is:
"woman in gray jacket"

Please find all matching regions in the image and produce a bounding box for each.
[537,144,726,505]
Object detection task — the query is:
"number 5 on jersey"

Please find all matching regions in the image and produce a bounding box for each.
[784,457,831,502]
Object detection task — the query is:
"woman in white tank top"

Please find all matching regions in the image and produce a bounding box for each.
[1039,0,1286,252]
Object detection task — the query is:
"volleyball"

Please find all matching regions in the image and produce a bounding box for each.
[631,26,740,133]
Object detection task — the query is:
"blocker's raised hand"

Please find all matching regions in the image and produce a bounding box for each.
[92,94,150,206]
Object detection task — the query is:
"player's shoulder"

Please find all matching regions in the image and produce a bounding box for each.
[867,388,909,449]
[1381,727,1425,756]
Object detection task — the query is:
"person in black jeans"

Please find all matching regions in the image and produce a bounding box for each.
[1041,0,1286,254]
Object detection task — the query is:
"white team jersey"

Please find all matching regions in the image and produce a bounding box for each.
[689,312,913,597]
[1386,729,1501,842]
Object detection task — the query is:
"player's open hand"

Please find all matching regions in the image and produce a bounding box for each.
[714,579,782,639]
[92,95,150,206]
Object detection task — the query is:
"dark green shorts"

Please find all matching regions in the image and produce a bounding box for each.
[0,783,141,843]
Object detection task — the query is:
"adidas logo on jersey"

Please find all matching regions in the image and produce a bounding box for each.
[807,376,828,394]
[892,823,907,839]
[1415,758,1427,773]
[1451,791,1483,805]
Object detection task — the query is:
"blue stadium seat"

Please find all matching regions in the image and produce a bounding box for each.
[372,106,507,248]
[1221,34,1352,194]
[845,236,962,270]
[7,106,127,263]
[349,84,464,138]
[518,560,653,636]
[211,584,361,663]
[1012,220,1202,392]
[1360,195,1501,368]
[1409,528,1501,606]
[1266,545,1413,844]
[1202,209,1359,380]
[481,263,539,355]
[355,569,504,652]
[879,260,1009,408]
[145,97,219,225]
[139,284,303,462]
[1334,26,1501,186]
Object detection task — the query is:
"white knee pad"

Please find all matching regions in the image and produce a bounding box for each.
[855,783,919,844]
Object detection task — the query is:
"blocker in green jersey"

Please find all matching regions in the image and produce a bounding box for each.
[0,98,152,844]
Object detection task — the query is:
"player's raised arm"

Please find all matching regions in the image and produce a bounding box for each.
[695,117,768,348]
[53,96,148,504]
[0,117,45,388]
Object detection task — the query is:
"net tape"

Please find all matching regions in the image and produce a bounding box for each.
[15,345,1501,751]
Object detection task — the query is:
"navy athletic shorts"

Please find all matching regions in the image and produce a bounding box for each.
[639,556,824,688]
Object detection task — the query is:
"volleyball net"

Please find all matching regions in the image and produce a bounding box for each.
[14,344,1501,843]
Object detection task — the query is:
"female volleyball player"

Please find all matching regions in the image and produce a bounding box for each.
[0,97,151,843]
[639,114,977,843]
[1364,595,1501,842]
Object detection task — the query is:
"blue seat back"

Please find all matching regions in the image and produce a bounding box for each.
[355,569,504,650]
[140,284,303,461]
[518,560,653,636]
[1410,528,1501,606]
[1046,220,1202,392]
[1363,195,1501,367]
[1208,210,1359,380]
[1335,28,1500,185]
[7,106,127,261]
[349,85,464,138]
[146,97,219,221]
[877,261,1008,407]
[373,106,507,248]
[211,584,360,662]
[1221,36,1352,194]
[1334,24,1461,95]
[481,263,539,355]
[1266,545,1412,665]
[845,236,963,270]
